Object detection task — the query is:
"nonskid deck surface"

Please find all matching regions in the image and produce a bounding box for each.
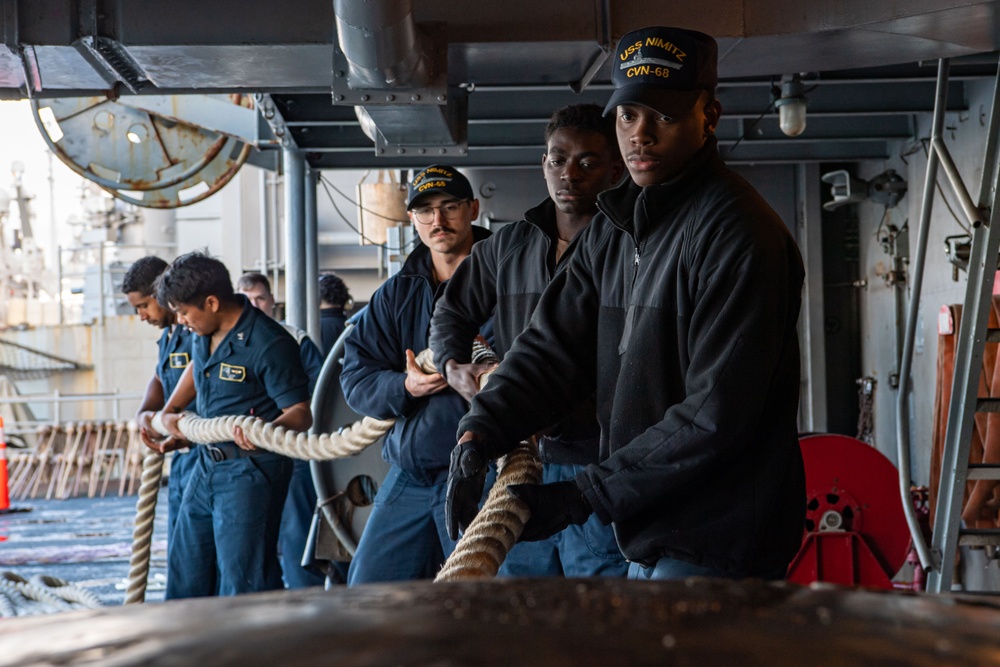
[0,489,168,606]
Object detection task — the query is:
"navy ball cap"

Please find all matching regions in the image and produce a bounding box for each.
[407,165,474,210]
[604,26,718,118]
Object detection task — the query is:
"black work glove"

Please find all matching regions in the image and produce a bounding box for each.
[506,480,593,542]
[445,433,494,540]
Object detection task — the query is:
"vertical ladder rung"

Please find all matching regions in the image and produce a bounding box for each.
[958,529,1000,546]
[976,398,1000,412]
[967,464,1000,480]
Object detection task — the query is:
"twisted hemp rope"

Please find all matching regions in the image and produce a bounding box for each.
[0,571,102,617]
[124,350,434,603]
[434,437,542,582]
[124,450,164,605]
[434,354,545,582]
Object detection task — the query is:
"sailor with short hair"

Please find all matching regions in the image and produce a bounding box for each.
[153,251,312,598]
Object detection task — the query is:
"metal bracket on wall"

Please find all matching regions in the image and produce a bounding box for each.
[74,36,149,94]
[255,93,294,149]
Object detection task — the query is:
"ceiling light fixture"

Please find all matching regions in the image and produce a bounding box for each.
[774,74,808,137]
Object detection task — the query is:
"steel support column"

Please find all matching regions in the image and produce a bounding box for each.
[796,163,827,432]
[305,166,321,345]
[283,146,307,330]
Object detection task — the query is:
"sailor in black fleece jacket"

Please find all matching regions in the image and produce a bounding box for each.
[430,104,627,577]
[446,26,806,580]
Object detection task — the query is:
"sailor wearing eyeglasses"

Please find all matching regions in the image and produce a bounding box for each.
[339,165,493,585]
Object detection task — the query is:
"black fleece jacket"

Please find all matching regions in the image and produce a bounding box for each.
[458,139,806,575]
[429,198,599,464]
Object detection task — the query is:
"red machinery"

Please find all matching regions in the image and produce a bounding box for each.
[786,434,912,589]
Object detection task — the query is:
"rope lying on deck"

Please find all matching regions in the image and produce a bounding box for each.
[0,571,103,617]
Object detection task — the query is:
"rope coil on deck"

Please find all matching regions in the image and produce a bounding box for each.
[0,571,103,617]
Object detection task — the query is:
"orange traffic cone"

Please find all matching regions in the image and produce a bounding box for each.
[0,416,8,511]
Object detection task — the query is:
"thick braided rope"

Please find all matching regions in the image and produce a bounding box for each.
[148,412,392,459]
[29,575,103,609]
[435,438,542,581]
[124,451,164,605]
[434,361,545,582]
[144,350,440,458]
[127,350,440,601]
[0,572,103,616]
[0,590,16,617]
[0,572,70,615]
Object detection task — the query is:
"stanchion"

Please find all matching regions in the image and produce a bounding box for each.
[0,417,29,515]
[0,416,9,512]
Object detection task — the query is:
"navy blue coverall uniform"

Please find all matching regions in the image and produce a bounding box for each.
[159,324,195,557]
[166,296,310,598]
[277,324,327,588]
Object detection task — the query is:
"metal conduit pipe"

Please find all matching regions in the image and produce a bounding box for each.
[332,0,427,88]
[283,146,307,330]
[304,167,321,346]
[895,59,950,571]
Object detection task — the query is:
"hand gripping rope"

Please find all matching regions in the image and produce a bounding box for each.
[125,345,543,601]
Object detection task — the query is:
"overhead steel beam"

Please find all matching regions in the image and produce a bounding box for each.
[306,140,891,169]
[0,0,998,98]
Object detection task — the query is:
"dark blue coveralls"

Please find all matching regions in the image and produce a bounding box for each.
[159,324,195,557]
[166,296,309,598]
[340,230,493,585]
[277,325,326,588]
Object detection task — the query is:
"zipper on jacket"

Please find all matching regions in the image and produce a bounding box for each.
[618,199,647,355]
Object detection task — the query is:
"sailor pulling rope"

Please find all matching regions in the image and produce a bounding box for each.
[127,345,542,601]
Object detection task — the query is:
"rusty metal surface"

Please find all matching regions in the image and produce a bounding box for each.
[101,139,252,209]
[2,579,1000,665]
[31,95,252,209]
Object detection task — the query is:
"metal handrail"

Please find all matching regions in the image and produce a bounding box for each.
[894,60,950,573]
[0,389,143,430]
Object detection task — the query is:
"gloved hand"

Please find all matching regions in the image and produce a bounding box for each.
[506,481,593,542]
[445,432,494,540]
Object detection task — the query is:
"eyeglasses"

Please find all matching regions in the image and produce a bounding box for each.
[410,199,470,225]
